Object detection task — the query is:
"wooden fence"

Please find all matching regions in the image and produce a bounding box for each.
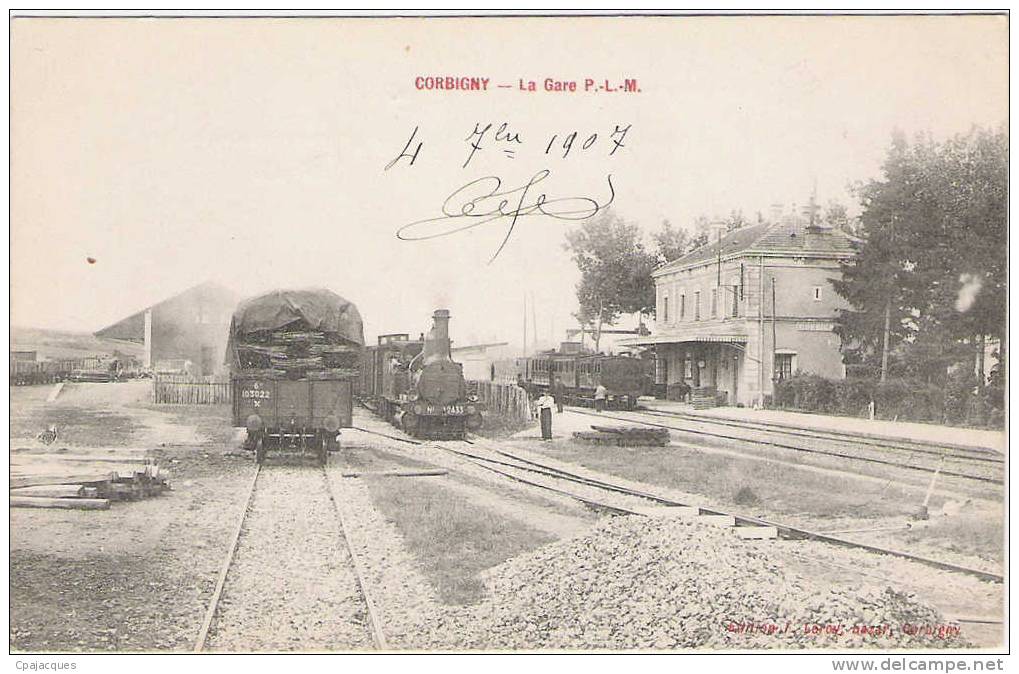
[471,380,531,422]
[152,378,232,405]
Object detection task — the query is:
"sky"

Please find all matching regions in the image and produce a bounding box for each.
[10,15,1008,350]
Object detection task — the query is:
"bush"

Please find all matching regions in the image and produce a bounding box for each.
[770,373,953,426]
[733,485,760,506]
[768,372,996,427]
[773,374,837,413]
[837,378,875,417]
[873,379,943,423]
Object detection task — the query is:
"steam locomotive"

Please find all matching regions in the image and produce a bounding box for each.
[359,309,482,440]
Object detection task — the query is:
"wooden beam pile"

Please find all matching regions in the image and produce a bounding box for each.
[573,425,671,447]
[235,329,361,378]
[10,451,171,510]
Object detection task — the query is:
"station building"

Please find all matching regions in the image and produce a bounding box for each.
[621,220,856,406]
[95,281,238,376]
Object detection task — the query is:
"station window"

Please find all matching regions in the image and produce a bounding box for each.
[662,293,669,322]
[694,291,701,321]
[711,288,718,318]
[680,294,686,320]
[731,284,739,317]
[812,286,823,301]
[774,353,796,381]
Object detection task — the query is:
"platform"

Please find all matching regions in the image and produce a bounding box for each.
[641,399,1006,454]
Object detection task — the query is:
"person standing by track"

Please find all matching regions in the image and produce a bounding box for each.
[552,376,566,413]
[594,383,607,412]
[536,391,555,440]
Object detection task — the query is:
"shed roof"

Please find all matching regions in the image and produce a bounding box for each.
[653,221,857,277]
[94,281,237,342]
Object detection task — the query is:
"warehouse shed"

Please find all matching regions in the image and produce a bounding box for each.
[95,281,238,376]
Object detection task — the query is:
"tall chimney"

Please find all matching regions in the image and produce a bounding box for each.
[424,309,452,364]
[709,219,727,243]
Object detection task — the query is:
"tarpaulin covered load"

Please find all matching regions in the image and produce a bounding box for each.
[228,289,365,377]
[229,288,365,346]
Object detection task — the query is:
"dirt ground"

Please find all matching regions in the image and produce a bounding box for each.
[10,382,252,652]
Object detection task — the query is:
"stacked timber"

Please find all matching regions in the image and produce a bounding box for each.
[234,329,361,379]
[10,450,171,510]
[690,386,718,410]
[573,425,670,447]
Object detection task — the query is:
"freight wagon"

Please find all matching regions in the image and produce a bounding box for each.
[228,288,364,465]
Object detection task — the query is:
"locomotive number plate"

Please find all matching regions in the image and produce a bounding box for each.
[423,404,464,415]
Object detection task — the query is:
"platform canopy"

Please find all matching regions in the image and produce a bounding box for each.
[617,334,748,347]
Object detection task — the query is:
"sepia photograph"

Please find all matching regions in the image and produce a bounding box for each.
[7,10,1009,661]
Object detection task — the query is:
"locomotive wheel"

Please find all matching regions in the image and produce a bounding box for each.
[254,436,266,465]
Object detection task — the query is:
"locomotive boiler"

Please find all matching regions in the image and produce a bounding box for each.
[360,309,482,440]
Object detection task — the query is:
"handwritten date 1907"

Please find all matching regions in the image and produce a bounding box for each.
[396,169,615,263]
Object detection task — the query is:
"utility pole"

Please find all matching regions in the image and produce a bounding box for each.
[522,293,527,357]
[530,292,538,351]
[772,278,778,364]
[880,300,891,383]
[881,216,896,384]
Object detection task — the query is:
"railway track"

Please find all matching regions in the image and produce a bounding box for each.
[568,407,1004,485]
[467,439,1005,583]
[639,408,1003,460]
[349,424,1003,584]
[193,463,386,652]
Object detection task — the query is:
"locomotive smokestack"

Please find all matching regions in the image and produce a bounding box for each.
[424,309,452,364]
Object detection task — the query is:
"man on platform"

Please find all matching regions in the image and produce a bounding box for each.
[594,383,607,412]
[535,391,555,440]
[551,376,566,413]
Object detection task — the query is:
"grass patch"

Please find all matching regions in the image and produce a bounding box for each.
[363,476,556,605]
[900,513,1004,564]
[528,439,942,520]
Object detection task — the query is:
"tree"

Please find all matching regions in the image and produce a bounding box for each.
[833,127,1007,386]
[724,209,749,232]
[564,209,657,352]
[822,201,852,233]
[652,219,689,264]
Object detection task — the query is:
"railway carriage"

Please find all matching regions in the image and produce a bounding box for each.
[513,349,645,410]
[229,288,364,465]
[359,309,482,440]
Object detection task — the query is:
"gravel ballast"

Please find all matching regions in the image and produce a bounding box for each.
[422,515,968,650]
[206,465,373,651]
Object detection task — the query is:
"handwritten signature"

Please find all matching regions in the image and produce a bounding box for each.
[396,170,615,263]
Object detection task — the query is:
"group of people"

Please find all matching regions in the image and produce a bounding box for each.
[532,377,608,441]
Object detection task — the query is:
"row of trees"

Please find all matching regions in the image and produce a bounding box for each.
[832,126,1007,392]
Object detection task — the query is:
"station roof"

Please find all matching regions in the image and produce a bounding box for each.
[654,221,857,277]
[617,334,747,347]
